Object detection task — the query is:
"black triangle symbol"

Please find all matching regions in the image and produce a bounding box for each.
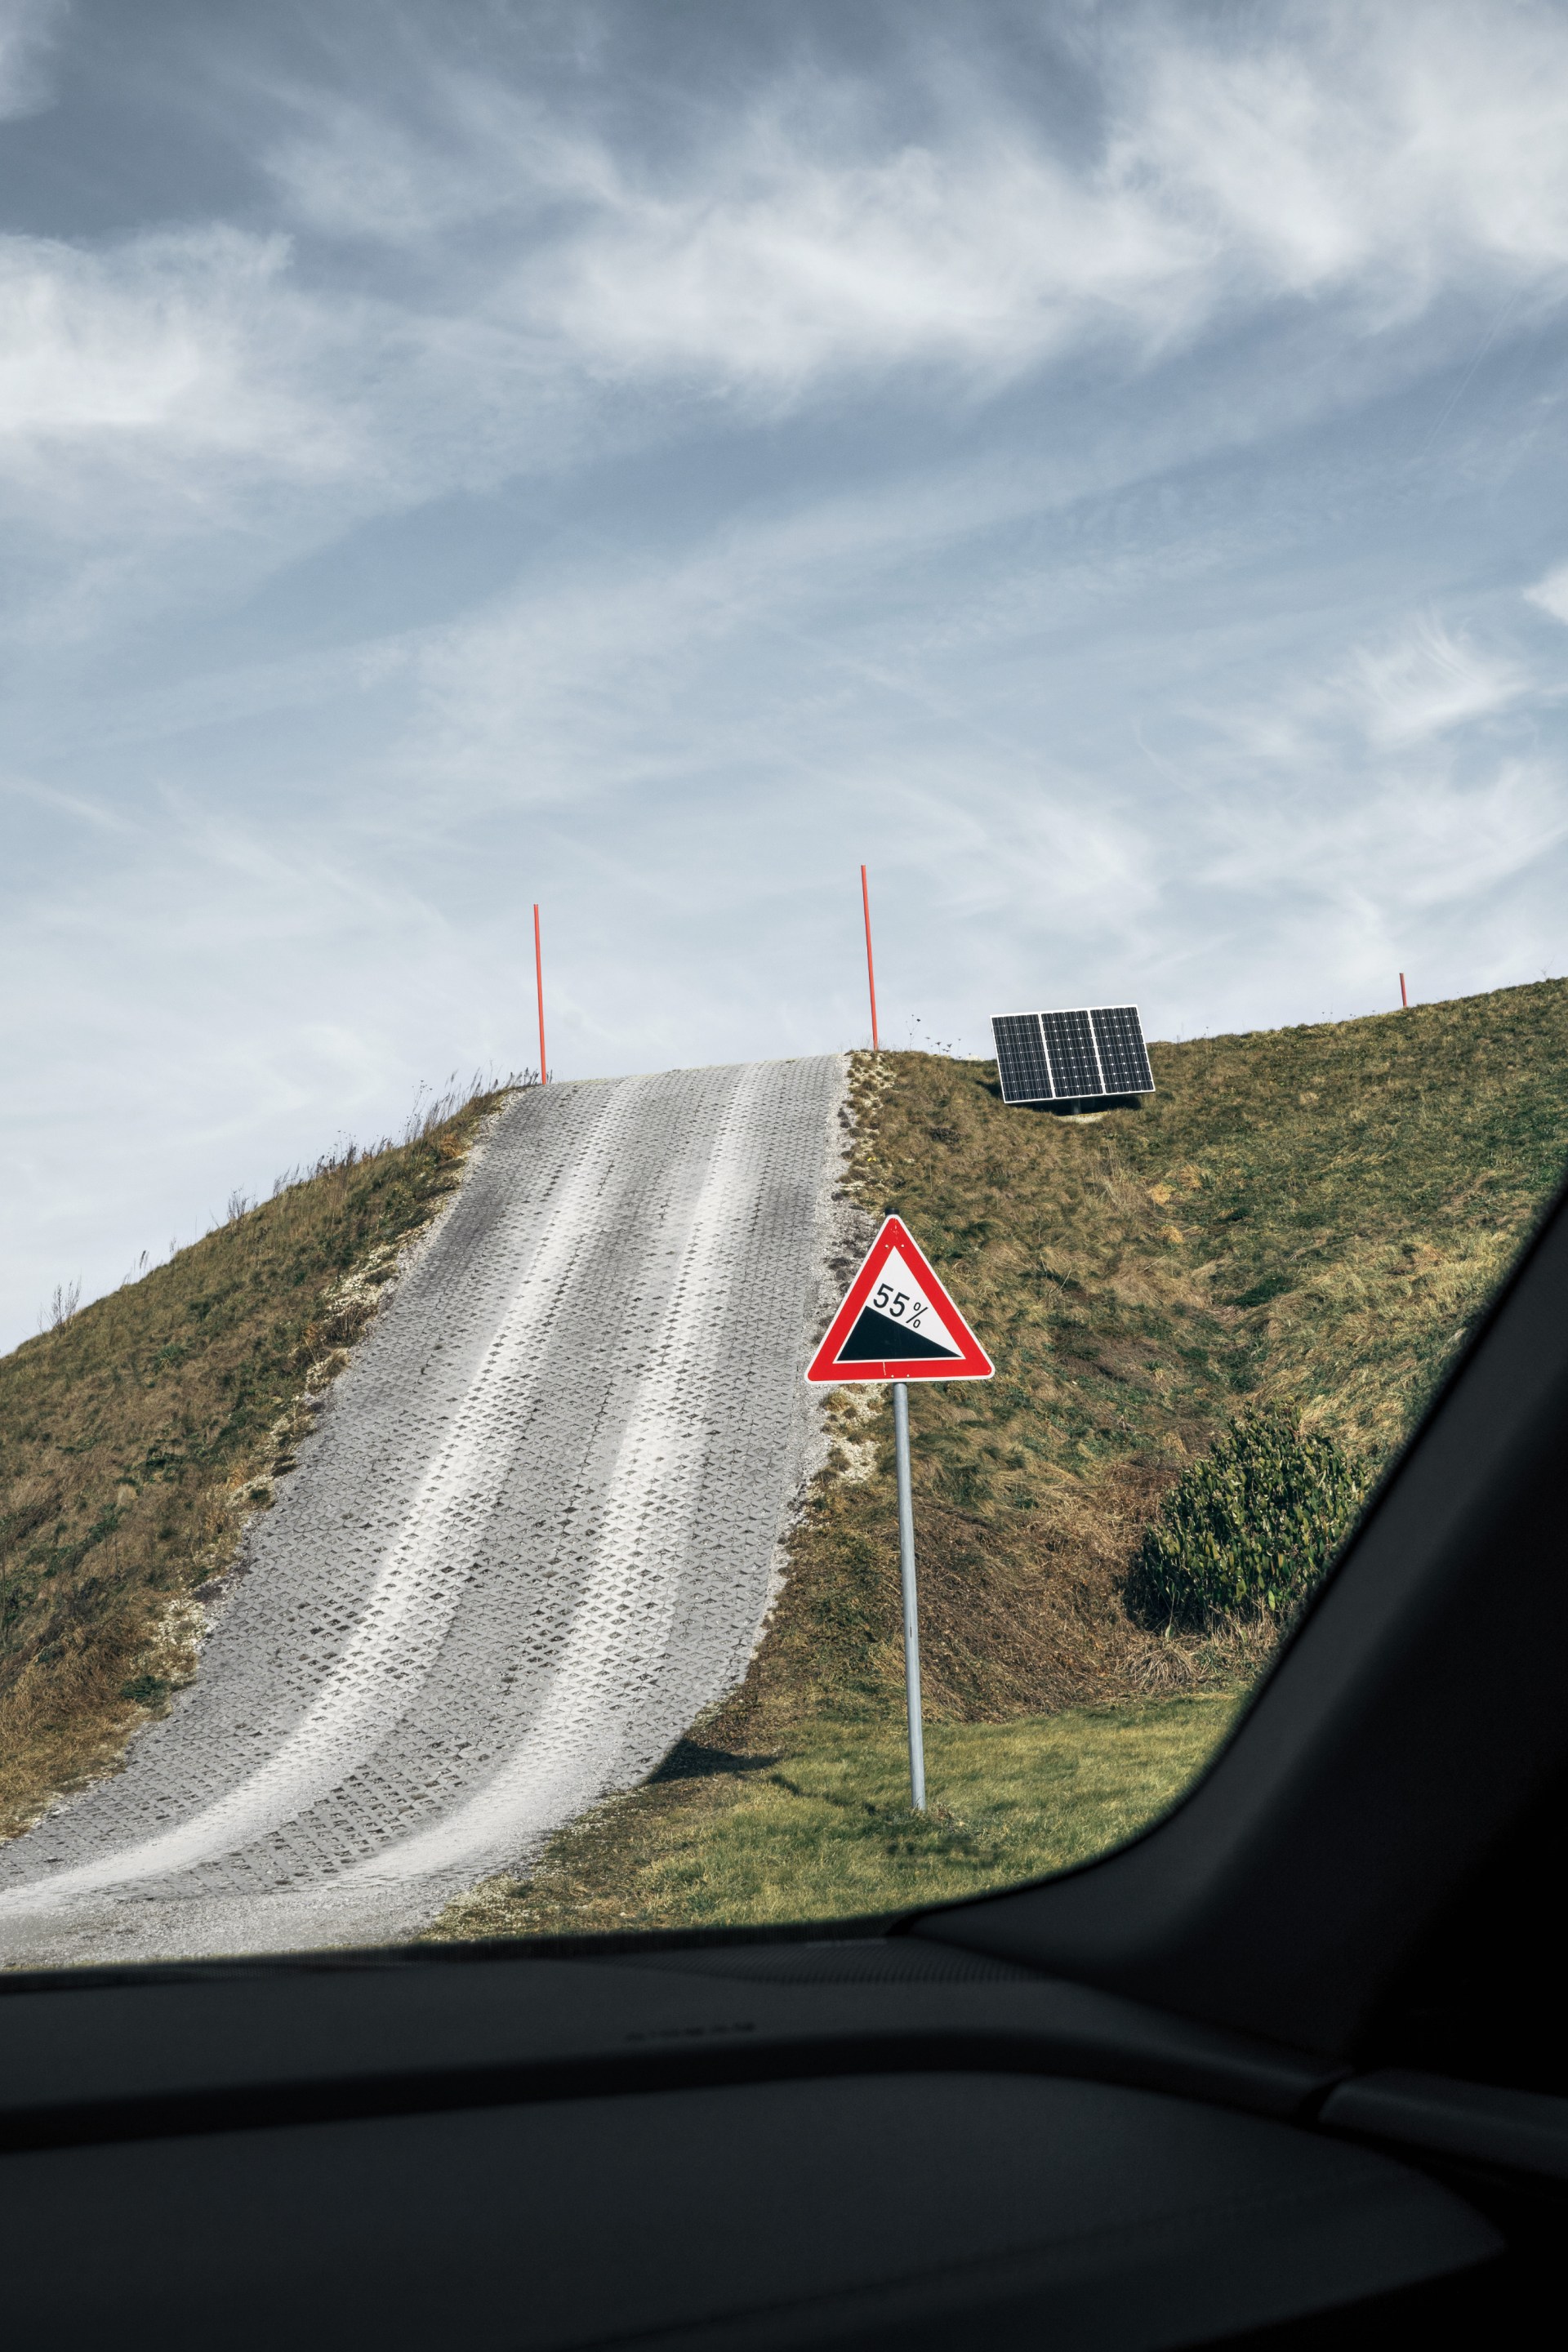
[835,1303,962,1363]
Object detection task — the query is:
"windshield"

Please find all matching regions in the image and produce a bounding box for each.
[3,5,1566,1967]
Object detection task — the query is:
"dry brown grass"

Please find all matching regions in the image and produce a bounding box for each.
[0,1083,513,1837]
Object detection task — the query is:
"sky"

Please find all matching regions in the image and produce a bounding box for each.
[5,0,1568,1348]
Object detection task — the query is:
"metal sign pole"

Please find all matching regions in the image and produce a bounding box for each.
[891,1379,926,1811]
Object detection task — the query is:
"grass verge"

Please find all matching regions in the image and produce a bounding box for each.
[425,1690,1244,1939]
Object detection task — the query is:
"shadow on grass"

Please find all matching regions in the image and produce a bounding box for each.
[647,1740,782,1783]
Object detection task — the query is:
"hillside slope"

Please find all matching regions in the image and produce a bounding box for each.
[0,1060,847,1967]
[0,1089,509,1838]
[432,979,1568,1939]
[760,978,1568,1727]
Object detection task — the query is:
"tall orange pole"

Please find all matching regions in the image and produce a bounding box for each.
[1399,971,1409,1008]
[861,864,880,1053]
[533,903,548,1082]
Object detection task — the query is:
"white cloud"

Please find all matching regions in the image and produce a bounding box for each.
[270,74,1215,394]
[1205,755,1568,915]
[7,2,1568,577]
[1206,610,1539,773]
[0,227,364,523]
[1125,5,1568,312]
[1165,595,1568,946]
[257,4,1568,404]
[1526,564,1568,626]
[1347,617,1530,746]
[517,118,1209,390]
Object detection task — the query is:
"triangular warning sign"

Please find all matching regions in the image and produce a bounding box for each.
[807,1215,994,1383]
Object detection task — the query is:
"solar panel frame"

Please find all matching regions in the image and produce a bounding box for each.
[990,1004,1155,1107]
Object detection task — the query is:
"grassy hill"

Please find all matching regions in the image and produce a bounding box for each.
[782,980,1568,1720]
[6,981,1567,1940]
[430,978,1568,1940]
[0,1086,508,1837]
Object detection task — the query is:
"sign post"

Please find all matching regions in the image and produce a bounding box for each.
[806,1214,993,1811]
[890,1379,924,1808]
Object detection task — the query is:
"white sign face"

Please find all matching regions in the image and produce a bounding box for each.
[858,1246,965,1360]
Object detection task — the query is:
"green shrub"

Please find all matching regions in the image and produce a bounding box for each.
[118,1674,170,1709]
[1125,1405,1370,1631]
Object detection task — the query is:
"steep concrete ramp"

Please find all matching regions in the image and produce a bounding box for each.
[0,1057,847,1967]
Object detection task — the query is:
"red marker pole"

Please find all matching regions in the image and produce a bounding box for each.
[533,903,548,1083]
[1400,972,1409,1009]
[860,864,880,1052]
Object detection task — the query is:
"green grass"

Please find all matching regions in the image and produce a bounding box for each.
[0,1083,510,1836]
[427,1690,1245,1939]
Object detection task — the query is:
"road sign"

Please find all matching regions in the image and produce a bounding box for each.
[806,1215,994,1383]
[805,1215,993,1814]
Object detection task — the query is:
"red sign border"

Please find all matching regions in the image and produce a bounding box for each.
[806,1214,994,1383]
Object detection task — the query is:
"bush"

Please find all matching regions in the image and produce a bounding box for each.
[118,1674,170,1709]
[1125,1405,1370,1632]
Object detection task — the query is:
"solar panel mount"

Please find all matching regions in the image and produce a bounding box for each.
[991,1004,1155,1110]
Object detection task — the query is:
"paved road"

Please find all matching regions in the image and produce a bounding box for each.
[0,1057,848,1967]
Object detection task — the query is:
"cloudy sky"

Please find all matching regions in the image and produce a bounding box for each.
[5,0,1568,1346]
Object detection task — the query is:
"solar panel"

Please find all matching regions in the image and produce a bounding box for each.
[991,1013,1054,1106]
[1040,1009,1101,1097]
[1090,1005,1156,1096]
[989,1004,1155,1107]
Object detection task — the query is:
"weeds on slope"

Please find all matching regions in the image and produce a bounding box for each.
[0,1078,514,1838]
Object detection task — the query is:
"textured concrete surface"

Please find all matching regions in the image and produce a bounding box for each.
[0,1056,848,1967]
